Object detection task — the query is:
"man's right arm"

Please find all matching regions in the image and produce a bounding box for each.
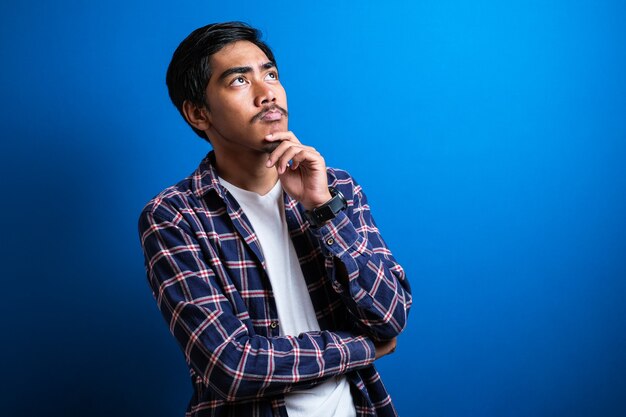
[138,206,377,402]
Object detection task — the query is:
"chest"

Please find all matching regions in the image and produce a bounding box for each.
[187,199,346,336]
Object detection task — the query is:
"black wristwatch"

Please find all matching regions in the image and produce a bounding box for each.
[304,187,348,227]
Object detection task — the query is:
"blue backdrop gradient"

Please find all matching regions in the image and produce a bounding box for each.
[1,1,625,416]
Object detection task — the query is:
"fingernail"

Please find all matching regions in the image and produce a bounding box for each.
[266,159,272,167]
[265,134,273,139]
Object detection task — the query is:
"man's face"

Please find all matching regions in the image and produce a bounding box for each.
[204,40,288,153]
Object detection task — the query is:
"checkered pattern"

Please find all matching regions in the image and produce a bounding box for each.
[138,152,412,417]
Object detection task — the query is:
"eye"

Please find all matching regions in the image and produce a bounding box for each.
[230,76,246,86]
[264,71,278,81]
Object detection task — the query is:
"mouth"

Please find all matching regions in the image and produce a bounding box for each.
[260,110,283,121]
[253,105,288,123]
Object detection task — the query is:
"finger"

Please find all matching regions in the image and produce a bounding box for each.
[276,146,306,174]
[288,148,324,172]
[268,143,318,170]
[281,147,322,173]
[266,141,305,168]
[389,338,397,354]
[264,131,301,145]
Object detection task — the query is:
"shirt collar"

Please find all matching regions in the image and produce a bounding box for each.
[190,151,302,211]
[191,151,228,199]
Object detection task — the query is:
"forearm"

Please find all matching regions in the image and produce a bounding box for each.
[140,209,376,402]
[310,192,412,341]
[160,296,376,401]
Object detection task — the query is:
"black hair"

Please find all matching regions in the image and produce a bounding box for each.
[165,22,276,141]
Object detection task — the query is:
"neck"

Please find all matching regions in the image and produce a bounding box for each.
[212,147,278,195]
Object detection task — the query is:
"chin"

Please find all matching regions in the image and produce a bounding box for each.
[268,118,288,133]
[261,141,280,154]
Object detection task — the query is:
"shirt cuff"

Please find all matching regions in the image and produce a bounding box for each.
[309,212,374,305]
[309,211,370,259]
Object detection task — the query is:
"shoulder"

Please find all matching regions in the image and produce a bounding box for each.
[139,152,224,225]
[326,167,364,200]
[138,174,200,227]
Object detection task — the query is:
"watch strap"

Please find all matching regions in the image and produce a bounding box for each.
[304,187,347,227]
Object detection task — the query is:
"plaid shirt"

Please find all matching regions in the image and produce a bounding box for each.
[139,152,412,417]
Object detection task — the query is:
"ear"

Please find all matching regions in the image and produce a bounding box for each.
[182,100,211,132]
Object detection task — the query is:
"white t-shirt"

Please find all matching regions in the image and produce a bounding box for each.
[219,178,356,417]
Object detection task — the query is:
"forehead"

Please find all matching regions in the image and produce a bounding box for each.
[209,40,271,73]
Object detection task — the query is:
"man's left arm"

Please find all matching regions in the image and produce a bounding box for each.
[310,172,412,341]
[266,132,412,342]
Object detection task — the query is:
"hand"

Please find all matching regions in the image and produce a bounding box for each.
[265,131,332,210]
[374,337,397,360]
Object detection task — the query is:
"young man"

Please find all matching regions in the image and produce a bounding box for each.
[139,22,411,417]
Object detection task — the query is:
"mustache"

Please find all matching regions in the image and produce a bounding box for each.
[251,105,289,123]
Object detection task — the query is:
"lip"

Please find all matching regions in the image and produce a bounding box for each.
[260,110,283,122]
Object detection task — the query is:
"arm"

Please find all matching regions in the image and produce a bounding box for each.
[139,207,376,402]
[264,132,412,342]
[309,173,412,341]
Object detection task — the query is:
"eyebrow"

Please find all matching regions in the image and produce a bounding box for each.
[217,61,277,82]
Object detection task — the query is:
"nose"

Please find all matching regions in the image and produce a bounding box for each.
[253,82,276,107]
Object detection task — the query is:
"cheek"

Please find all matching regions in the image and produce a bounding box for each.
[210,96,248,124]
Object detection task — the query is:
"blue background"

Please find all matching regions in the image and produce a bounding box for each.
[1,1,625,416]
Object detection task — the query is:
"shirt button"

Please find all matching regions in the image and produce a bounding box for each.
[326,238,334,245]
[270,321,278,329]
